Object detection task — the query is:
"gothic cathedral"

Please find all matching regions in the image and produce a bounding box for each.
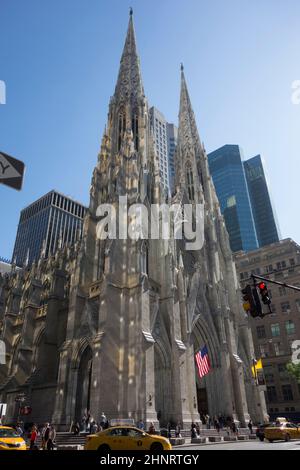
[0,12,267,429]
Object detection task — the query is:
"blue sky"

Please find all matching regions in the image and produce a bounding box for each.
[1,0,300,259]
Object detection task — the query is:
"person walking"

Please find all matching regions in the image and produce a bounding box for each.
[214,417,220,433]
[15,422,23,437]
[81,414,87,432]
[91,421,98,434]
[248,419,253,434]
[148,422,156,435]
[100,412,108,430]
[231,421,238,436]
[47,425,56,451]
[191,422,197,439]
[137,420,145,431]
[86,413,92,434]
[73,422,80,435]
[175,422,182,438]
[29,425,38,450]
[205,414,210,429]
[41,423,50,450]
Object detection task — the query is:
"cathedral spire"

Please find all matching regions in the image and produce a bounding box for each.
[175,66,204,201]
[114,9,144,104]
[176,66,223,214]
[178,65,202,154]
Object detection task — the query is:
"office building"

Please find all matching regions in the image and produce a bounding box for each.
[244,155,280,247]
[12,190,86,266]
[208,144,258,252]
[235,239,300,421]
[167,123,178,195]
[149,107,170,195]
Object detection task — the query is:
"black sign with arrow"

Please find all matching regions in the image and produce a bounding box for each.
[0,151,25,190]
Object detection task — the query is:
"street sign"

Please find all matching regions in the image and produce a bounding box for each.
[0,151,25,190]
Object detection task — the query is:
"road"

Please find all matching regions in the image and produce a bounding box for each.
[177,439,300,450]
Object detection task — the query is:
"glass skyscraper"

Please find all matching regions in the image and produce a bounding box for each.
[244,155,280,247]
[13,190,86,266]
[208,145,258,252]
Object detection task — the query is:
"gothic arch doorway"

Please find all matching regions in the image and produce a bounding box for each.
[75,346,93,421]
[154,341,172,427]
[192,316,220,420]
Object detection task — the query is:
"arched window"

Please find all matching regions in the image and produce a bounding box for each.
[131,111,139,151]
[186,162,195,201]
[118,108,126,151]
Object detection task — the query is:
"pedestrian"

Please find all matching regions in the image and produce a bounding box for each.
[175,422,181,438]
[167,422,172,438]
[214,418,220,433]
[81,414,87,432]
[231,421,238,436]
[73,422,80,435]
[29,425,38,450]
[86,412,91,433]
[148,422,156,435]
[41,422,50,450]
[47,425,56,451]
[248,419,253,434]
[137,420,145,431]
[100,412,108,430]
[15,422,23,436]
[91,421,98,434]
[195,422,201,436]
[191,422,197,439]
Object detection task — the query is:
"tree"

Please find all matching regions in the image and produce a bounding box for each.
[286,362,300,383]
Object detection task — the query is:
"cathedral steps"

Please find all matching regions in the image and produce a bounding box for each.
[24,428,256,449]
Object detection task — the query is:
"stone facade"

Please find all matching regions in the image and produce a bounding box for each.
[0,12,266,429]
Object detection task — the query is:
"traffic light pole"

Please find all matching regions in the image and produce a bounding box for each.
[251,274,300,292]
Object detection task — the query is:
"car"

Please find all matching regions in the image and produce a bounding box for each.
[84,425,172,452]
[256,423,274,442]
[264,421,300,443]
[0,426,27,451]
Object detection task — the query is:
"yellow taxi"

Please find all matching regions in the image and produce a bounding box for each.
[264,419,300,443]
[84,426,172,452]
[0,426,27,451]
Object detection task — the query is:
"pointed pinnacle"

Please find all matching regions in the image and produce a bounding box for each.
[130,7,133,16]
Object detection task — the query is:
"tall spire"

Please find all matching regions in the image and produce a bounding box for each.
[176,66,220,211]
[114,9,144,103]
[175,65,204,197]
[178,65,202,154]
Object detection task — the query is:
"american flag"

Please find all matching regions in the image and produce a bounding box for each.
[195,345,211,378]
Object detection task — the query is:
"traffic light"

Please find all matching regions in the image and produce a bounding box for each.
[258,282,271,305]
[242,285,262,318]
